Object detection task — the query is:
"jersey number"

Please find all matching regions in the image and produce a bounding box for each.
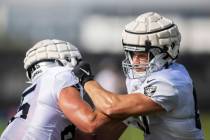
[9,84,36,123]
[18,103,30,119]
[61,124,75,140]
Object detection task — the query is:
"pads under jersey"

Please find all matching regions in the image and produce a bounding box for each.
[0,66,82,140]
[125,63,204,140]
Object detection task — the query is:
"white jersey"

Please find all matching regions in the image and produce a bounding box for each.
[126,63,204,140]
[1,66,82,140]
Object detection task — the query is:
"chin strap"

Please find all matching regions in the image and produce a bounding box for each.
[148,53,173,73]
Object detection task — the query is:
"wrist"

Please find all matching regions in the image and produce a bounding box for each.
[83,80,95,90]
[82,76,94,87]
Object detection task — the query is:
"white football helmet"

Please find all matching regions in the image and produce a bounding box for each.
[24,39,82,81]
[122,12,181,79]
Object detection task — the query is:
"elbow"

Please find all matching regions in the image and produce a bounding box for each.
[79,117,99,134]
[87,126,97,134]
[82,122,98,134]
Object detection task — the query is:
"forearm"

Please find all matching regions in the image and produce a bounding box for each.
[75,119,127,140]
[84,80,120,113]
[84,81,163,118]
[63,103,111,133]
[95,120,127,140]
[59,87,111,133]
[84,81,134,118]
[90,110,111,130]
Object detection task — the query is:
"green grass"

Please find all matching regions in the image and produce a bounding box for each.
[0,118,7,134]
[0,113,209,139]
[201,113,210,140]
[119,126,144,140]
[119,113,210,140]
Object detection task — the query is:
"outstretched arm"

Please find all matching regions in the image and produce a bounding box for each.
[58,86,111,133]
[84,80,163,118]
[72,61,164,118]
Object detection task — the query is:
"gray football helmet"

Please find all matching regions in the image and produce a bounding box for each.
[24,39,82,81]
[122,12,181,79]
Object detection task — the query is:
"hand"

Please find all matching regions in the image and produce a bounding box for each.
[72,61,94,86]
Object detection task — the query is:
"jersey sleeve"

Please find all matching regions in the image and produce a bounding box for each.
[148,80,179,112]
[53,71,79,100]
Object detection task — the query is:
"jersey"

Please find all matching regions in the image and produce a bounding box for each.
[0,66,82,140]
[125,63,204,140]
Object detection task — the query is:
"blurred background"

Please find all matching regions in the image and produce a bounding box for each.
[0,0,209,139]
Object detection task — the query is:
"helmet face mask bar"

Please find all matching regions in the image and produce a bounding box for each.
[122,54,149,79]
[122,42,166,79]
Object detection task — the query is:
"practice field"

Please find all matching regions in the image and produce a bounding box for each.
[119,113,210,140]
[0,113,209,139]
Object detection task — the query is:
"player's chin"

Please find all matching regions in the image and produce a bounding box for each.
[134,68,145,72]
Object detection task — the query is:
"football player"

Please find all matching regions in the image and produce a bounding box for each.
[0,39,125,140]
[73,12,205,140]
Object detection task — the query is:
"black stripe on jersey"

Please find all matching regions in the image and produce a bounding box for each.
[136,121,146,132]
[72,84,80,92]
[192,86,202,129]
[22,84,36,97]
[8,117,15,124]
[142,116,150,134]
[61,124,75,140]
